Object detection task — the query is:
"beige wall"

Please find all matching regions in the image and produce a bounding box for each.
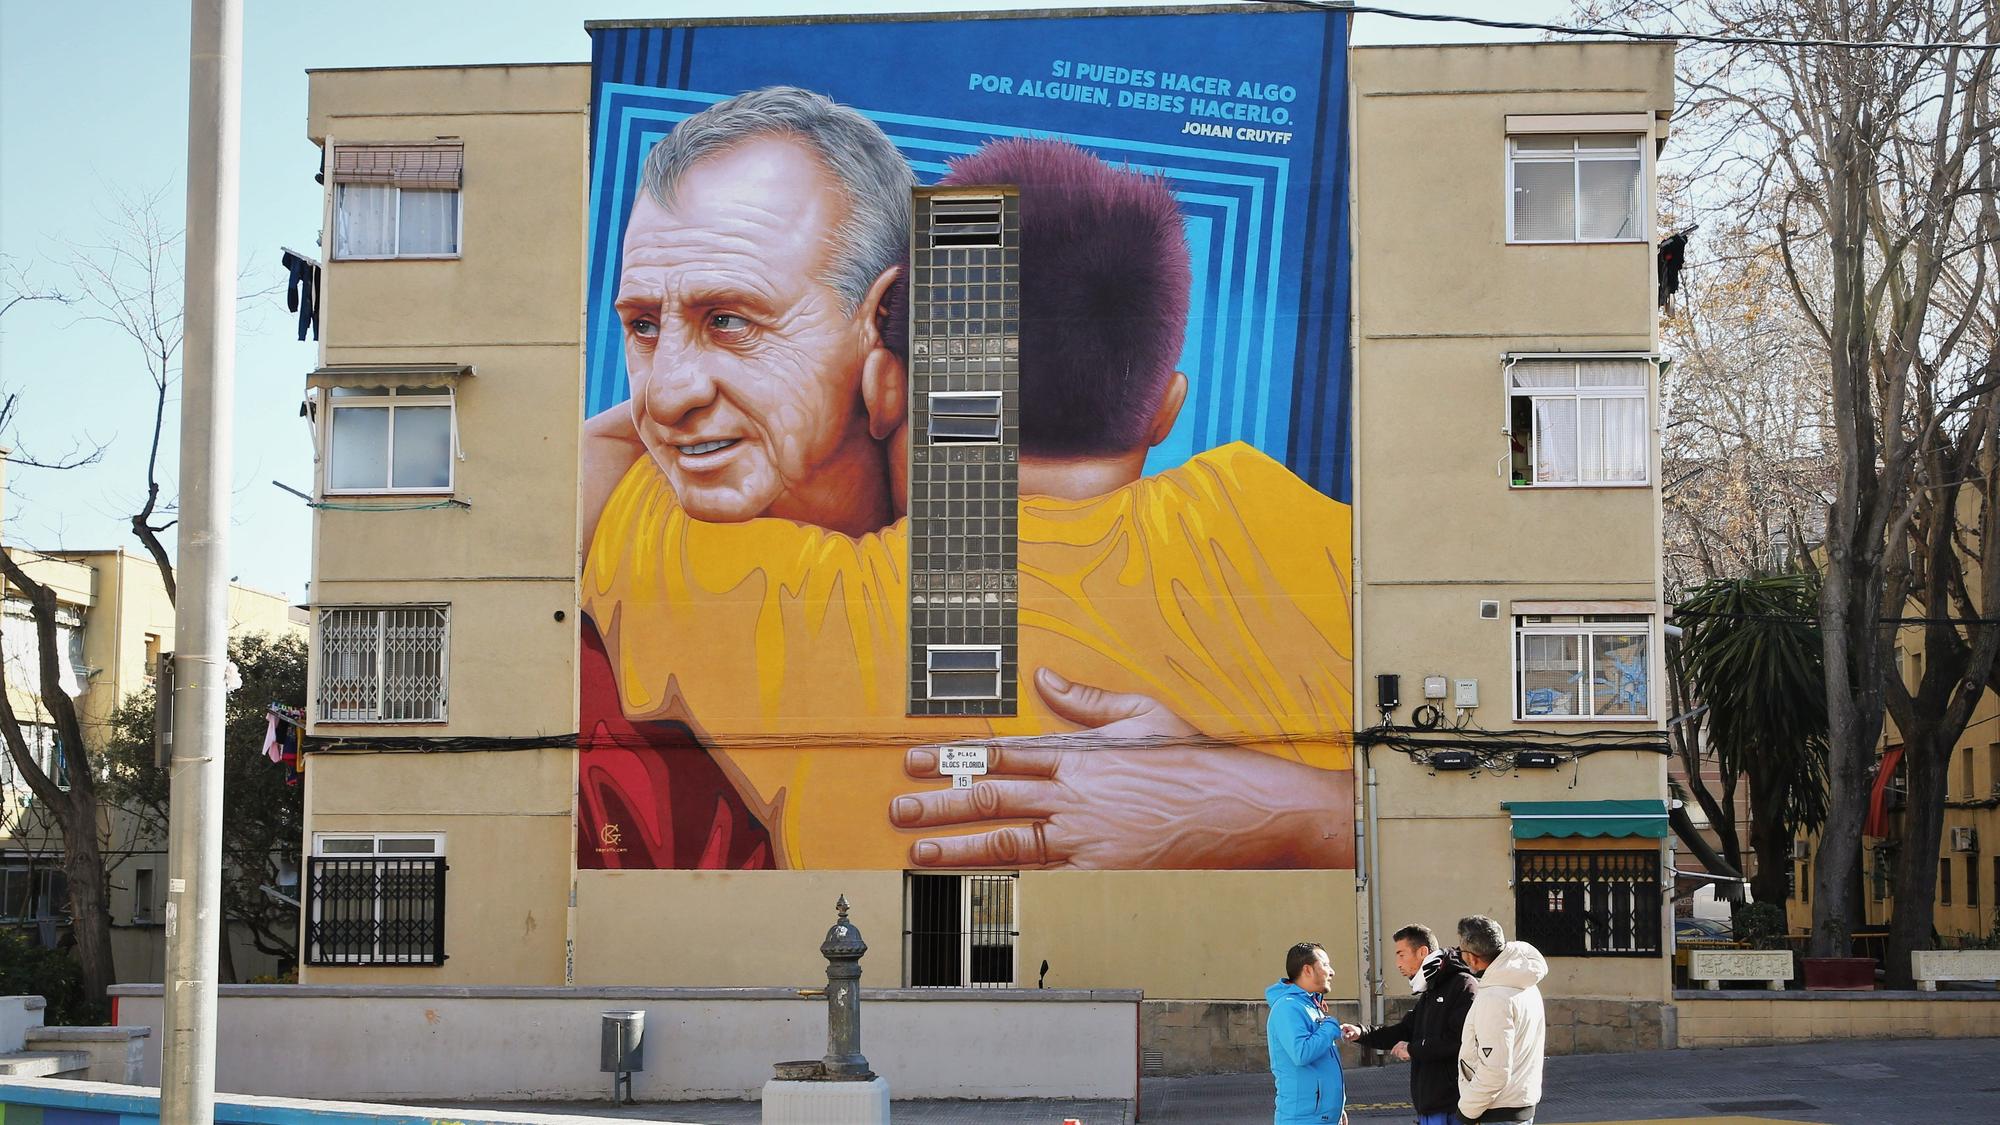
[1353,42,1676,1005]
[299,749,572,985]
[304,64,586,743]
[571,868,1355,1002]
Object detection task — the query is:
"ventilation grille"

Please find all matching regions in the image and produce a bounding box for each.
[929,196,1004,247]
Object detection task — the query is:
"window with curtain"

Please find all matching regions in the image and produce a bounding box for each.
[1508,133,1645,243]
[329,143,463,259]
[1507,358,1650,486]
[324,385,455,494]
[1515,613,1652,720]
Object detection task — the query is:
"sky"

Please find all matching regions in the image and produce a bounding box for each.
[0,0,1572,602]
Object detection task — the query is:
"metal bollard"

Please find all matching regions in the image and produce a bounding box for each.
[600,1010,645,1104]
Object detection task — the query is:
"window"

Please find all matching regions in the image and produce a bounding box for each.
[1797,861,1810,903]
[143,634,161,683]
[317,605,449,723]
[329,144,463,259]
[926,645,1002,701]
[1515,613,1651,720]
[927,194,1005,248]
[1514,849,1661,957]
[0,860,68,923]
[1989,744,2000,796]
[305,834,446,965]
[905,872,1017,987]
[324,385,455,494]
[1941,858,1953,906]
[1961,748,1976,800]
[0,723,69,795]
[132,867,155,924]
[1970,856,1981,908]
[1507,358,1650,486]
[927,392,1003,444]
[1508,133,1645,243]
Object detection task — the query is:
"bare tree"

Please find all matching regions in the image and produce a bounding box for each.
[66,192,186,603]
[1600,0,2000,969]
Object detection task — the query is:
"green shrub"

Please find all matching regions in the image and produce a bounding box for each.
[1733,901,1789,950]
[0,927,101,1025]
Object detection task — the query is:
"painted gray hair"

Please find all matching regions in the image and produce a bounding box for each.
[1457,915,1505,961]
[639,86,913,314]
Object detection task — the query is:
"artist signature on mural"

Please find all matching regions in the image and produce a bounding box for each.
[1181,120,1293,145]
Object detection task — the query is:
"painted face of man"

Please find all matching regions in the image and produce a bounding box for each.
[615,136,886,531]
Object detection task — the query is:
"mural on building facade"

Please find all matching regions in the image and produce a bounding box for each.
[577,9,1356,871]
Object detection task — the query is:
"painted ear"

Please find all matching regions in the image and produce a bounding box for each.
[1148,371,1189,447]
[863,341,907,442]
[859,265,908,442]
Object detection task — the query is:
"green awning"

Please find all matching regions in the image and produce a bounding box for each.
[1502,799,1669,840]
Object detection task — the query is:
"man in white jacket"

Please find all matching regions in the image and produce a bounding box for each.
[1454,916,1547,1124]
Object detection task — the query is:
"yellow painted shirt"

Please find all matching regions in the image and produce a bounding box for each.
[582,441,1353,868]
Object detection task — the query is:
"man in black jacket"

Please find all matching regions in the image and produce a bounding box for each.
[1340,924,1477,1125]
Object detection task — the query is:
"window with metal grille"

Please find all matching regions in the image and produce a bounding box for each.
[1514,849,1661,957]
[317,605,449,722]
[905,872,1017,987]
[305,834,446,965]
[0,859,68,924]
[927,392,1003,444]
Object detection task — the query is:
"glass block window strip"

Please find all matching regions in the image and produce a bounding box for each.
[908,189,1019,716]
[317,605,449,722]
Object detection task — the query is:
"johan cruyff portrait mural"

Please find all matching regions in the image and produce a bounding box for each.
[578,8,1356,871]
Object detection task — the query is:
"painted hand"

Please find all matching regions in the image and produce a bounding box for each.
[891,668,1348,869]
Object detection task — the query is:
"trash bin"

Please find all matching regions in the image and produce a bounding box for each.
[601,1010,645,1073]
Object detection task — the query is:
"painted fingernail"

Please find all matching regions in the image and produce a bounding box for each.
[909,747,937,770]
[893,797,920,825]
[913,841,941,864]
[1039,667,1072,691]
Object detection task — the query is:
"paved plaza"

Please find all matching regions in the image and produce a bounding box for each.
[441,1037,1997,1124]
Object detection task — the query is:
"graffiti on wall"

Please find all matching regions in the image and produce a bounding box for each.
[578,8,1356,871]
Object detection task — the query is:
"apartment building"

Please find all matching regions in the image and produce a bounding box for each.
[0,548,305,980]
[297,5,1675,1055]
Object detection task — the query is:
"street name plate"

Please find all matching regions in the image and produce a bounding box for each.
[938,744,989,775]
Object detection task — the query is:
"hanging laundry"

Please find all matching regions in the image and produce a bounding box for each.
[281,247,321,342]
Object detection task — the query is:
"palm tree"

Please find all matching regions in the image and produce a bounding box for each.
[1676,573,1830,912]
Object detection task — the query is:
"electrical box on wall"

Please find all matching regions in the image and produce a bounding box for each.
[1454,678,1479,708]
[1423,675,1448,699]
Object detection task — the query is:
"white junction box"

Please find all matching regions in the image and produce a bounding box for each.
[1422,675,1449,700]
[1453,679,1479,708]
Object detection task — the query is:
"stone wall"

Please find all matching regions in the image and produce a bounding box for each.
[1141,997,1670,1076]
[1672,990,2000,1047]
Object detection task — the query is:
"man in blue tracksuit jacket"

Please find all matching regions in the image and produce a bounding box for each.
[1266,941,1346,1124]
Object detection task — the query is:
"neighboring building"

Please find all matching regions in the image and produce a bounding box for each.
[0,548,306,981]
[297,5,1674,1059]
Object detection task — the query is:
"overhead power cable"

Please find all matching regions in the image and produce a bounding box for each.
[1265,1,2000,51]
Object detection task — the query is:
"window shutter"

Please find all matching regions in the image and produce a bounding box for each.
[330,144,464,190]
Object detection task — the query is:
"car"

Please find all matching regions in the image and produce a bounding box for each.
[1676,916,1735,942]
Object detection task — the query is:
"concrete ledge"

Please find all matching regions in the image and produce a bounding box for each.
[0,1052,90,1079]
[108,983,1142,1003]
[26,1025,149,1084]
[0,1075,711,1124]
[113,987,1140,1103]
[1673,989,1999,1000]
[1672,991,2000,1047]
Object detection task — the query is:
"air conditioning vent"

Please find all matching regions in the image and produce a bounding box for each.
[929,196,1004,247]
[1791,838,1810,860]
[1950,826,1979,853]
[1479,600,1501,620]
